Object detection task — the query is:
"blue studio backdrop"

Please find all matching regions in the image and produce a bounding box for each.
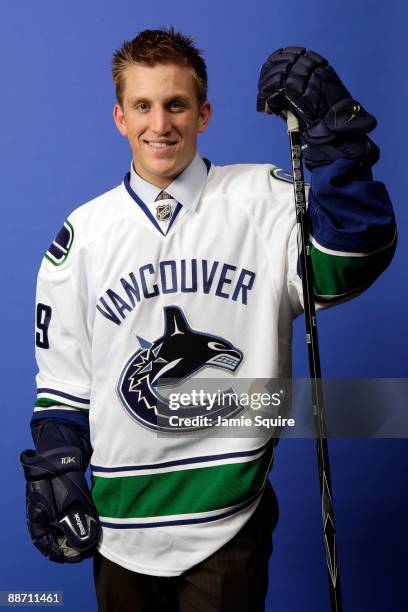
[1,1,407,611]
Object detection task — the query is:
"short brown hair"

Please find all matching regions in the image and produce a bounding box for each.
[112,27,208,106]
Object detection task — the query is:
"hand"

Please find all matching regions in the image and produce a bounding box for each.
[20,446,101,563]
[257,46,379,168]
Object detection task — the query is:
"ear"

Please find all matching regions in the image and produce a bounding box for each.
[113,103,128,137]
[197,100,212,134]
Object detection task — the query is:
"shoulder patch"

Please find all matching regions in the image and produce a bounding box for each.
[270,167,294,183]
[45,220,74,266]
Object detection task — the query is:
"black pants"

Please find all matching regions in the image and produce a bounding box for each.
[94,483,278,612]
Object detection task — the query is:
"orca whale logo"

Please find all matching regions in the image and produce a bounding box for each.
[117,306,244,432]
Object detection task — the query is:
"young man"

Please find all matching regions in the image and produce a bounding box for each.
[21,29,396,612]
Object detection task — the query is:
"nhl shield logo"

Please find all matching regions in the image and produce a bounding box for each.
[117,306,244,432]
[156,203,173,221]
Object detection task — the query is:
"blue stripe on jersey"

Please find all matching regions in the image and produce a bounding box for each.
[99,489,262,529]
[308,159,396,253]
[202,157,212,173]
[91,441,271,473]
[37,388,90,404]
[124,173,182,236]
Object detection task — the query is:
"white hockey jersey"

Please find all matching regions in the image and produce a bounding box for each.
[33,161,395,575]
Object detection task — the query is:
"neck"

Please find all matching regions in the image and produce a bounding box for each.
[131,164,171,189]
[132,154,196,190]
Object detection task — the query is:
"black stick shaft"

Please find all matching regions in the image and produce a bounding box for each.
[287,116,343,612]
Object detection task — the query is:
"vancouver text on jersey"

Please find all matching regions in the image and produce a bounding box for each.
[97,258,256,325]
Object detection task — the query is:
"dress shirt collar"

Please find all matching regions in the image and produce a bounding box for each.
[129,151,208,212]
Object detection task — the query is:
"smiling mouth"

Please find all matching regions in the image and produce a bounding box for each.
[144,141,177,149]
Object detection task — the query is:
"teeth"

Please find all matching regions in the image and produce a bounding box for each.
[147,142,175,149]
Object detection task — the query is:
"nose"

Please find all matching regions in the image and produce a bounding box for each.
[150,107,172,135]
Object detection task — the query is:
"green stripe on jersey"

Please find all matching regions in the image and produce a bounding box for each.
[91,444,273,519]
[310,240,396,298]
[34,397,89,412]
[35,398,65,407]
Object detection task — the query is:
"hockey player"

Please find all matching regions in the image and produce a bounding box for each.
[20,28,396,612]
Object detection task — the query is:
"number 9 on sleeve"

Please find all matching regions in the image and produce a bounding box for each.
[35,303,52,349]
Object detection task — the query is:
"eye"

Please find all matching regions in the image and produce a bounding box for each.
[134,102,149,112]
[208,341,226,351]
[169,101,187,111]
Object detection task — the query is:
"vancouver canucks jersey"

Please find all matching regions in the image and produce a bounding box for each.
[32,160,395,575]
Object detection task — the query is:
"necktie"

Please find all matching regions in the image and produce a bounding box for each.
[155,190,172,202]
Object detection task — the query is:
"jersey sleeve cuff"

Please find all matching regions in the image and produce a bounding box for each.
[35,386,90,411]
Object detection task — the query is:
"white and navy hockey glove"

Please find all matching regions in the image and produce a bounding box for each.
[20,445,100,563]
[257,46,379,168]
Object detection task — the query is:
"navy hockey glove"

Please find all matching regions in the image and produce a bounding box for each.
[256,46,379,168]
[20,446,100,563]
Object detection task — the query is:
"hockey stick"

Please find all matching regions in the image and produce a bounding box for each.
[286,111,343,612]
